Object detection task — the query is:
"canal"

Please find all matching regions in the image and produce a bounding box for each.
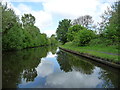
[2,46,120,88]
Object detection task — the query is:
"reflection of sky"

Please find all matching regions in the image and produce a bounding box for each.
[18,51,110,88]
[46,70,102,88]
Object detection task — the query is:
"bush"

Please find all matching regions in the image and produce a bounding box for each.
[89,38,115,46]
[73,29,95,46]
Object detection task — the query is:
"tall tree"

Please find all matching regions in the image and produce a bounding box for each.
[2,3,19,34]
[105,1,120,43]
[97,7,112,35]
[21,14,35,27]
[72,15,94,29]
[56,19,71,44]
[98,1,120,44]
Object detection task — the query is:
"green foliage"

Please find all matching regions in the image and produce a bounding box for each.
[73,29,95,46]
[67,25,86,41]
[2,24,24,50]
[2,3,19,34]
[89,38,114,47]
[104,2,120,44]
[50,34,58,45]
[56,19,71,44]
[98,1,119,45]
[2,3,51,51]
[22,14,35,27]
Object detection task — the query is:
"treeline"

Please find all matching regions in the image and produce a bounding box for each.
[56,1,119,47]
[1,3,58,51]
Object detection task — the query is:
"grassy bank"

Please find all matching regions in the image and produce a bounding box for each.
[60,42,119,63]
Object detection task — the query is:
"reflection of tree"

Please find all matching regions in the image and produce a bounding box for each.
[2,46,50,88]
[23,68,37,82]
[98,69,120,88]
[57,51,72,72]
[57,50,94,74]
[50,45,57,54]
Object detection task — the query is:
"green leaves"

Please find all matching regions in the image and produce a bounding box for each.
[73,29,95,46]
[67,25,85,42]
[56,19,71,44]
[2,3,51,51]
[22,14,35,27]
[2,24,24,50]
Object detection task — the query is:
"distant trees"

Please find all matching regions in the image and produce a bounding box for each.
[56,19,71,44]
[56,17,95,46]
[72,15,94,29]
[56,18,96,46]
[50,34,58,45]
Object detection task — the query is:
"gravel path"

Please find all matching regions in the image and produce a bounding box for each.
[86,50,119,56]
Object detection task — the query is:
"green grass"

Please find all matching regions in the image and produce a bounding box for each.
[60,42,119,63]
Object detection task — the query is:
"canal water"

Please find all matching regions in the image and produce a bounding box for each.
[2,46,120,88]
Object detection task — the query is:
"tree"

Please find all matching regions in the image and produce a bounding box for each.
[21,14,35,27]
[2,2,51,51]
[67,25,85,42]
[72,15,94,29]
[56,19,71,44]
[50,34,58,45]
[105,1,120,43]
[97,1,120,44]
[97,7,112,35]
[2,3,19,34]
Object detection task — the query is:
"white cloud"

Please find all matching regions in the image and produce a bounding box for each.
[46,52,57,58]
[43,29,56,37]
[36,59,54,77]
[42,0,115,25]
[43,0,98,18]
[46,70,102,88]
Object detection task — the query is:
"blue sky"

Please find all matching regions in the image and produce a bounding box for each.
[3,0,114,37]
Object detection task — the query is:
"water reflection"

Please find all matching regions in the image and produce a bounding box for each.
[2,46,119,88]
[2,46,56,88]
[46,68,101,88]
[36,59,54,77]
[57,50,95,74]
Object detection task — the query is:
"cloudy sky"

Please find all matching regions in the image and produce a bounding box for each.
[2,0,115,37]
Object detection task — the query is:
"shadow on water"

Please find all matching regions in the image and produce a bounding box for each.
[2,46,120,88]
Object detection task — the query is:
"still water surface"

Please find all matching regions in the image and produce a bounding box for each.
[2,46,120,88]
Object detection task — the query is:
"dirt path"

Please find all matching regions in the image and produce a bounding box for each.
[86,50,119,56]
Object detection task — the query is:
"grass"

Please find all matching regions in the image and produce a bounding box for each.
[60,42,119,63]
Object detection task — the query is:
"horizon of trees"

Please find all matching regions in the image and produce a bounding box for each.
[56,1,119,47]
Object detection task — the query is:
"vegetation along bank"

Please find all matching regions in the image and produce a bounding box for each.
[56,2,120,68]
[1,3,58,51]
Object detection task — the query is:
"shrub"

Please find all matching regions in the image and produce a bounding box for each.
[73,29,95,46]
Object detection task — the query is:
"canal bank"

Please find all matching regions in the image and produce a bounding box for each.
[59,47,120,69]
